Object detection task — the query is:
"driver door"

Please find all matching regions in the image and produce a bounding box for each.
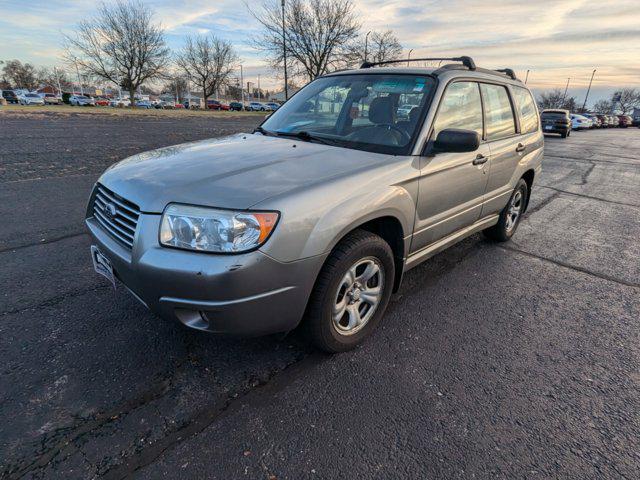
[411,81,490,253]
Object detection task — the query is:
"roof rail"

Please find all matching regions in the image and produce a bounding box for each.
[361,56,476,71]
[495,68,517,80]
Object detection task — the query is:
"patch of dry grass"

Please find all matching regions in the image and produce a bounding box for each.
[0,104,267,118]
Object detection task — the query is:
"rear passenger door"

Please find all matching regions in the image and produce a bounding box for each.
[479,83,520,217]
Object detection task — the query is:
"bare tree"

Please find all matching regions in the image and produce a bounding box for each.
[612,88,640,114]
[346,30,403,67]
[176,34,239,104]
[250,0,360,82]
[593,99,613,114]
[162,75,189,103]
[2,59,38,89]
[36,67,74,92]
[64,0,170,106]
[537,88,577,111]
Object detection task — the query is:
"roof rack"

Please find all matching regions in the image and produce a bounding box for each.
[360,56,476,70]
[495,68,517,80]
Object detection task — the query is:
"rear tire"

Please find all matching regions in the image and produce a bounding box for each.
[483,179,528,242]
[305,230,395,353]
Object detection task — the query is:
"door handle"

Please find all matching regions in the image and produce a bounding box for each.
[515,143,526,153]
[472,154,488,165]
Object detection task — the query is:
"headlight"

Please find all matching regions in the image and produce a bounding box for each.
[159,204,279,253]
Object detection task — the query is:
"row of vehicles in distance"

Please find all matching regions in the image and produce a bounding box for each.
[540,109,637,138]
[1,89,63,105]
[1,88,281,112]
[206,100,280,111]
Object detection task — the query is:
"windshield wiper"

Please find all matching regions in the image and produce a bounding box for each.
[253,126,273,136]
[275,130,340,146]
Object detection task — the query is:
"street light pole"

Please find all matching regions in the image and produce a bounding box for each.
[54,67,62,98]
[281,0,288,101]
[364,31,371,63]
[74,60,83,96]
[240,64,244,106]
[407,48,414,67]
[258,74,261,101]
[581,69,596,112]
[524,69,530,84]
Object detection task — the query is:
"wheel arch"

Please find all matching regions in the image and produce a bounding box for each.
[521,169,535,212]
[320,214,407,293]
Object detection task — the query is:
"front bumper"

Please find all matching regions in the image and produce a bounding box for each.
[86,214,327,336]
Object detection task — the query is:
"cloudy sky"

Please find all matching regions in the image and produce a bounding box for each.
[1,0,638,104]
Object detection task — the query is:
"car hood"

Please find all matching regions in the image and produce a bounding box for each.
[99,133,393,213]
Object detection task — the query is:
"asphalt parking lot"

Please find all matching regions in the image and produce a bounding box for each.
[1,112,639,479]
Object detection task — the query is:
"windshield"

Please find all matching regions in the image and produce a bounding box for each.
[261,73,435,155]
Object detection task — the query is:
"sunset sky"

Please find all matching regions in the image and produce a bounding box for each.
[1,0,638,105]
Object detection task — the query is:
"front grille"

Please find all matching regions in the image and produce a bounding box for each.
[92,184,140,249]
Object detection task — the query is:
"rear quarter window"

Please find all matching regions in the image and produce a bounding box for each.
[480,83,516,140]
[513,87,539,134]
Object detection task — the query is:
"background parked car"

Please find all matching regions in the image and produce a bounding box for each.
[633,112,640,127]
[607,115,620,127]
[69,95,95,106]
[617,115,632,128]
[19,93,45,105]
[583,113,601,128]
[265,102,280,111]
[228,101,244,111]
[595,114,608,127]
[110,97,131,107]
[94,97,110,106]
[135,100,153,109]
[571,114,592,130]
[1,90,19,104]
[207,100,230,111]
[43,93,62,105]
[541,109,571,137]
[248,101,267,111]
[397,104,418,118]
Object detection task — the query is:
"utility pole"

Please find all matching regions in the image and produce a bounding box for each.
[281,0,288,101]
[74,60,83,96]
[407,48,414,67]
[257,74,261,101]
[54,67,62,98]
[581,69,596,112]
[562,77,570,105]
[364,31,371,63]
[524,69,530,84]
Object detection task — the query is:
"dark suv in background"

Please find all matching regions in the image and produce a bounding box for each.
[541,109,571,138]
[1,89,19,104]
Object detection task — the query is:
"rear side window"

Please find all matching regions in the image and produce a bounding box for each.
[433,81,483,137]
[513,87,539,133]
[480,84,516,140]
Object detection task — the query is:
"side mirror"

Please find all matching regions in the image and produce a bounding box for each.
[433,128,480,153]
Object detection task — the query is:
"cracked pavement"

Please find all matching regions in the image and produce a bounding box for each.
[1,113,639,479]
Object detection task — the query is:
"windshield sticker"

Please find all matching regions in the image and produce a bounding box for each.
[414,78,426,92]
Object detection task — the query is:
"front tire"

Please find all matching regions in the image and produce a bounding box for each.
[483,178,528,242]
[305,230,395,353]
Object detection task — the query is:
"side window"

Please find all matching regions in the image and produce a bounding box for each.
[480,83,516,140]
[513,86,539,133]
[433,81,483,137]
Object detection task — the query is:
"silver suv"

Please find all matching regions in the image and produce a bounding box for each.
[87,56,543,352]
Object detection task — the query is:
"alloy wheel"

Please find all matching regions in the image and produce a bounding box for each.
[332,257,384,336]
[505,190,523,232]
